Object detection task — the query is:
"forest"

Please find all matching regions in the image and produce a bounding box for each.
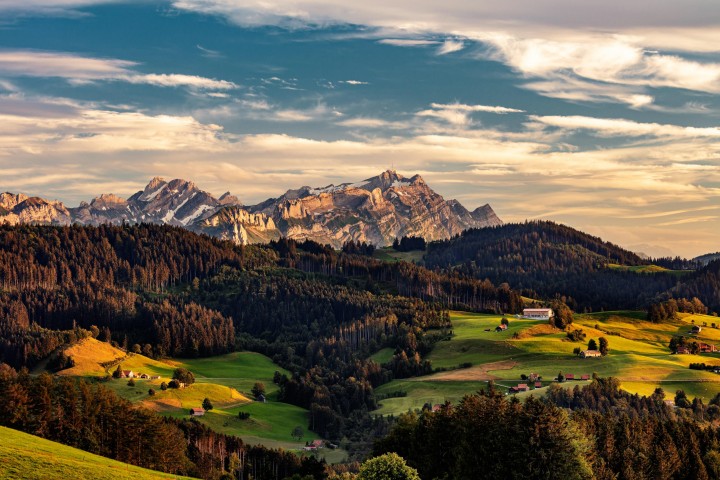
[423,221,719,312]
[2,222,720,479]
[375,378,720,480]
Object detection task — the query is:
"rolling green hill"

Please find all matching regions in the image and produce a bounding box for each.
[375,310,720,415]
[0,426,195,480]
[53,339,343,457]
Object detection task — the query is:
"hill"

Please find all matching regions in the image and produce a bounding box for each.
[695,252,720,266]
[52,338,334,453]
[671,260,720,312]
[374,310,720,415]
[0,426,195,480]
[422,221,688,310]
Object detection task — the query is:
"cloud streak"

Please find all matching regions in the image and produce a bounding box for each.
[0,49,238,90]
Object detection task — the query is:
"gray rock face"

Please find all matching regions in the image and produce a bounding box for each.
[247,170,502,247]
[0,171,501,246]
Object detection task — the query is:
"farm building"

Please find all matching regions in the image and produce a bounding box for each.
[523,308,554,320]
[565,374,575,381]
[581,374,590,381]
[121,370,134,379]
[699,343,717,353]
[495,324,508,332]
[509,384,529,393]
[692,325,702,334]
[676,346,690,354]
[189,408,205,416]
[534,382,542,389]
[580,350,602,358]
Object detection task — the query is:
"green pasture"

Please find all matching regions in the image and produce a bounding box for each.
[375,310,720,415]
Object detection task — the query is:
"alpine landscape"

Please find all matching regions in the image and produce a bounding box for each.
[1,1,720,480]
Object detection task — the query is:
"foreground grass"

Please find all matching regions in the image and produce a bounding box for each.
[376,310,720,415]
[0,426,195,480]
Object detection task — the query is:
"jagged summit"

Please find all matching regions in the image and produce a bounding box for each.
[0,171,501,247]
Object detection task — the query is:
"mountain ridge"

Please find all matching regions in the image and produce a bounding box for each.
[0,170,501,247]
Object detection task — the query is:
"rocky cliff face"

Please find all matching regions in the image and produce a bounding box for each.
[0,170,501,246]
[248,170,502,247]
[193,206,279,245]
[0,193,71,225]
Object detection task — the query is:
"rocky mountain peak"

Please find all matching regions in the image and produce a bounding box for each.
[0,170,501,248]
[90,193,126,207]
[147,176,166,190]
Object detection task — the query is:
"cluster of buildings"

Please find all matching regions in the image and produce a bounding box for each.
[119,370,160,380]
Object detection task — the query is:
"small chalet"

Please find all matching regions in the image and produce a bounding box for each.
[189,408,205,416]
[256,394,267,403]
[431,404,442,412]
[565,374,575,381]
[580,350,602,359]
[510,384,529,393]
[676,346,690,354]
[523,308,554,320]
[150,376,160,380]
[692,325,702,334]
[121,370,134,379]
[699,343,717,353]
[534,382,542,389]
[310,440,324,449]
[581,374,590,381]
[495,324,508,332]
[139,373,149,379]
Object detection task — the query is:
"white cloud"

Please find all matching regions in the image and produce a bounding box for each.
[417,103,525,126]
[530,115,720,139]
[437,39,464,55]
[378,39,438,47]
[0,49,238,90]
[341,80,368,85]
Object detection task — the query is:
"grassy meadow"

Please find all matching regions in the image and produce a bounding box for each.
[0,426,195,480]
[52,339,348,458]
[375,310,720,415]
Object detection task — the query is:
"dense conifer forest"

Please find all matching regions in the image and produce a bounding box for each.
[423,221,719,312]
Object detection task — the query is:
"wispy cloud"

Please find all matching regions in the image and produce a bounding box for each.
[0,49,238,90]
[378,39,438,47]
[529,115,720,139]
[437,39,464,55]
[417,102,525,125]
[196,44,222,58]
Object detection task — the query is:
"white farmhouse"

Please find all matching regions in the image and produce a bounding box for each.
[523,308,554,320]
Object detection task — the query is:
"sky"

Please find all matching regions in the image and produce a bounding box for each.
[0,1,719,258]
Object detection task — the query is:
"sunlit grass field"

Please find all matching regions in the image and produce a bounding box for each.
[375,310,720,415]
[0,426,196,480]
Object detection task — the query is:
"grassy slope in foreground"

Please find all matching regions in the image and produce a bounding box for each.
[375,311,720,415]
[0,426,195,480]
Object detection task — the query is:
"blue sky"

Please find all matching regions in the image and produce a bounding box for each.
[0,0,719,257]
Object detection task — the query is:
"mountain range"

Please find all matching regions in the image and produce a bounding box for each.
[0,170,501,247]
